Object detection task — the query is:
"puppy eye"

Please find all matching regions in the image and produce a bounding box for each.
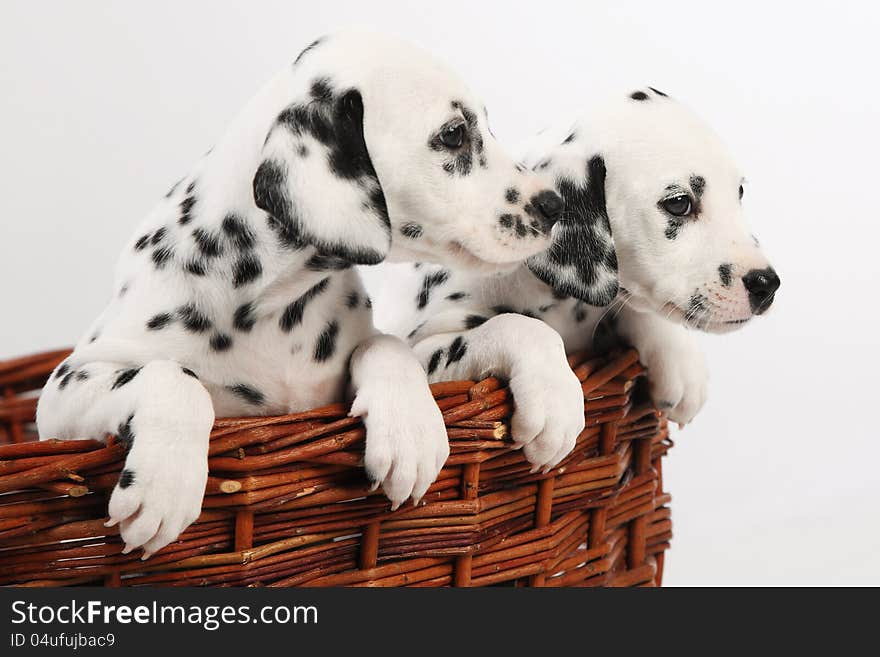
[439,123,466,149]
[739,184,744,200]
[660,194,693,217]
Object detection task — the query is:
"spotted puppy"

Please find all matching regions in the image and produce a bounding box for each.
[368,89,779,466]
[36,31,565,557]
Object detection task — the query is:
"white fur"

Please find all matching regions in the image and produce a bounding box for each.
[36,31,561,557]
[366,91,778,462]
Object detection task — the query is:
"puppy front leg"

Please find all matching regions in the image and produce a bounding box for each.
[614,306,709,425]
[412,314,585,472]
[36,359,215,557]
[349,335,449,509]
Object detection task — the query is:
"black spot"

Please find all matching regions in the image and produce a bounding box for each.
[210,332,233,351]
[257,83,391,263]
[492,305,516,315]
[151,245,174,269]
[313,320,340,362]
[499,214,515,228]
[363,296,372,309]
[55,362,71,380]
[232,254,262,288]
[690,175,706,199]
[228,384,265,406]
[427,348,444,375]
[465,315,488,329]
[233,302,257,332]
[178,191,197,226]
[280,277,330,332]
[446,291,468,301]
[573,303,588,323]
[665,218,685,240]
[297,144,309,157]
[429,100,483,177]
[134,234,151,251]
[536,158,552,170]
[563,132,576,144]
[688,293,709,318]
[75,370,90,381]
[221,213,256,250]
[111,367,142,390]
[505,188,520,204]
[718,263,733,287]
[119,283,129,297]
[346,290,360,309]
[311,77,334,102]
[58,371,75,390]
[147,313,174,330]
[400,223,423,239]
[407,321,426,340]
[192,227,223,258]
[178,304,212,332]
[265,204,308,251]
[446,337,468,366]
[416,269,450,309]
[526,155,619,306]
[181,367,198,379]
[649,87,668,97]
[515,218,528,237]
[150,227,167,245]
[117,414,135,450]
[294,37,324,66]
[118,469,135,489]
[630,91,650,101]
[305,252,351,271]
[185,257,208,275]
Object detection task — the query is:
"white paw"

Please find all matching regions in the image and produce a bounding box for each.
[508,358,585,473]
[350,381,449,510]
[642,343,709,426]
[105,432,208,559]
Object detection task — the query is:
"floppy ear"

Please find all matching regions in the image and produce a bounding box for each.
[253,82,391,265]
[527,155,619,305]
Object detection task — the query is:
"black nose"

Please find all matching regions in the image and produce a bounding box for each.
[742,267,780,314]
[532,190,564,224]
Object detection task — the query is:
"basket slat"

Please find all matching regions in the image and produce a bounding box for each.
[0,347,671,587]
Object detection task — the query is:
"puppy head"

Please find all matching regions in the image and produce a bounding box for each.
[254,31,563,273]
[525,89,779,332]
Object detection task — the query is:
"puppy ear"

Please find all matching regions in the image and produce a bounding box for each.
[253,81,391,264]
[527,155,619,305]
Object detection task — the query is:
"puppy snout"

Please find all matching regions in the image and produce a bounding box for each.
[743,267,780,314]
[531,190,564,230]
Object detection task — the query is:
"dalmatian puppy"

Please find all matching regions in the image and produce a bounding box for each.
[367,88,779,467]
[35,31,565,558]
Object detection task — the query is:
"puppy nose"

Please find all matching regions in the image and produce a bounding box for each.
[742,267,780,314]
[533,190,564,224]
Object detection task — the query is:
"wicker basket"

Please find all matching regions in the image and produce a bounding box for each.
[0,347,672,587]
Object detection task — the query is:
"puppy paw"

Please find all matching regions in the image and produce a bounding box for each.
[508,357,585,473]
[350,380,449,510]
[106,437,208,559]
[643,344,709,426]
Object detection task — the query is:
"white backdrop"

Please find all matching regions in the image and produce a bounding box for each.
[2,1,877,585]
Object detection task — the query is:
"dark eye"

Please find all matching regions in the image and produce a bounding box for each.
[439,123,466,149]
[660,194,693,217]
[739,184,744,200]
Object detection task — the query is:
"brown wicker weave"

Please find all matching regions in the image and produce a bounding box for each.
[0,347,671,587]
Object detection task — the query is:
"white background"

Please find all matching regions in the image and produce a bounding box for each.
[1,1,877,585]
